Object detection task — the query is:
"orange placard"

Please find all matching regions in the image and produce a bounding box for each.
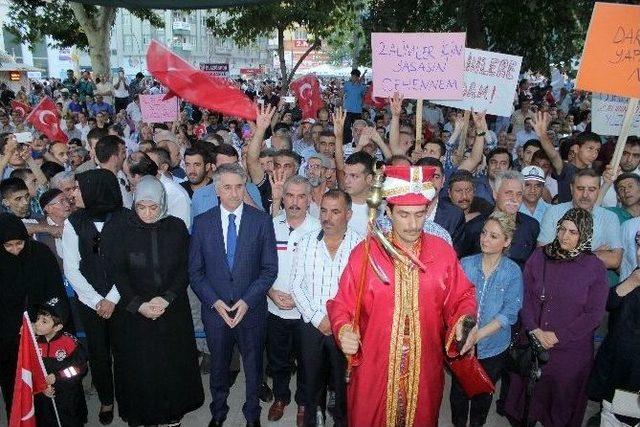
[575,2,640,98]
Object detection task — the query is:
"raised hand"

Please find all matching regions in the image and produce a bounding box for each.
[532,111,551,138]
[255,103,277,131]
[332,106,346,136]
[471,109,488,132]
[389,92,404,117]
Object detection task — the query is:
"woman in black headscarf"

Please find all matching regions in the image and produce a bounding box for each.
[61,169,124,425]
[0,213,67,415]
[103,176,203,427]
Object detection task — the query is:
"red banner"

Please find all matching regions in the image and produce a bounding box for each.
[25,97,68,143]
[10,100,31,117]
[9,313,48,427]
[290,75,323,120]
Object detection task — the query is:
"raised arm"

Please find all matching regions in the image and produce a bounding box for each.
[332,106,346,168]
[247,104,276,184]
[533,111,563,175]
[388,92,404,156]
[458,110,487,172]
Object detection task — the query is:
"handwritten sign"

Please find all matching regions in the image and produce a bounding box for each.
[200,63,229,77]
[371,32,466,100]
[139,94,179,123]
[575,2,640,98]
[434,49,522,117]
[592,93,640,136]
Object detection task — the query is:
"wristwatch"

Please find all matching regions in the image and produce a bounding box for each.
[475,131,486,137]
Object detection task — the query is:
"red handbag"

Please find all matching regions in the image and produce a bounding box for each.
[444,323,495,398]
[447,353,495,397]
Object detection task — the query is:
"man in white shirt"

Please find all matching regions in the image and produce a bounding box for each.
[125,95,142,124]
[515,117,538,148]
[291,189,363,427]
[147,147,192,229]
[267,175,320,424]
[342,151,374,236]
[112,68,130,113]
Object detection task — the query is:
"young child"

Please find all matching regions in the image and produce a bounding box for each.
[33,297,88,427]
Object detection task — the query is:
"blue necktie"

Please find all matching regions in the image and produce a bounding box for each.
[226,213,237,269]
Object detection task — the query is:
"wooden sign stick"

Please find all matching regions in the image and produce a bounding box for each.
[598,97,640,205]
[415,99,424,151]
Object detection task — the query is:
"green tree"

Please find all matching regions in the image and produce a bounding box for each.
[363,0,603,72]
[5,1,162,77]
[207,1,363,93]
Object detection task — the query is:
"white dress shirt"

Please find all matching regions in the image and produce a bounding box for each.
[62,219,120,310]
[348,202,369,236]
[290,228,363,327]
[220,203,243,248]
[269,212,321,319]
[159,173,192,230]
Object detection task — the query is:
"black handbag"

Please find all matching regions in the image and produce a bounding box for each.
[507,258,548,375]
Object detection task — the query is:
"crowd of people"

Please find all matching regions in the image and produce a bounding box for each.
[0,64,639,427]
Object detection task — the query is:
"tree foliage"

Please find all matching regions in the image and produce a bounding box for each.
[5,0,162,49]
[363,0,613,71]
[207,0,364,88]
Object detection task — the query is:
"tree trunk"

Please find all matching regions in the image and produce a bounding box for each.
[463,0,486,49]
[277,26,287,88]
[68,3,116,77]
[281,39,320,95]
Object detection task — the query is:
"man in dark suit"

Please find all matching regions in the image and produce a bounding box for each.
[415,157,466,256]
[189,163,278,427]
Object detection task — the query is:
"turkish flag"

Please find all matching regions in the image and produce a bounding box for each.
[10,100,31,117]
[9,313,48,427]
[25,97,68,143]
[146,40,256,121]
[290,75,323,120]
[364,85,388,110]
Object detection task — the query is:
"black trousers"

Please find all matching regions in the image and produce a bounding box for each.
[300,322,346,427]
[0,335,19,417]
[266,313,306,406]
[77,302,114,406]
[450,350,506,427]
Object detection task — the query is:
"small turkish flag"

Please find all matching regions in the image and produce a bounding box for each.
[364,85,388,110]
[25,97,68,143]
[290,75,323,120]
[10,100,31,117]
[9,313,48,427]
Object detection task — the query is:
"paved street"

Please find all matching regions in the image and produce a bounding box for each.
[1,369,599,426]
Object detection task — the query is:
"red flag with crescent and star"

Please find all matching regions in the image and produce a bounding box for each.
[25,97,68,143]
[9,312,48,427]
[10,100,31,117]
[146,40,256,121]
[290,75,323,120]
[364,85,388,109]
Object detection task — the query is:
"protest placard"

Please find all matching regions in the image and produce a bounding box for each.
[592,93,640,136]
[575,2,640,98]
[435,48,522,117]
[139,94,179,123]
[371,32,466,100]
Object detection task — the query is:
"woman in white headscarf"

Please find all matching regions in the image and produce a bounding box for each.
[103,176,203,427]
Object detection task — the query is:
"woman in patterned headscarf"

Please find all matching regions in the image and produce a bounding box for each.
[505,207,609,426]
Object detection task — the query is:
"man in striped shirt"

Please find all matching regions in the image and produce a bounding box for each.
[291,189,363,427]
[267,175,320,424]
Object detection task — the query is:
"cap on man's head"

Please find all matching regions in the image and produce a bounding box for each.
[521,165,546,183]
[39,189,63,210]
[382,165,437,206]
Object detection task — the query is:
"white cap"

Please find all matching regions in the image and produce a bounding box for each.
[521,165,545,182]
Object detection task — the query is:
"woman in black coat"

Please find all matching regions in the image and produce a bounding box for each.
[103,176,204,427]
[0,213,67,415]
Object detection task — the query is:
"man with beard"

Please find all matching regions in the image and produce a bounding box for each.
[181,147,213,198]
[306,153,331,219]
